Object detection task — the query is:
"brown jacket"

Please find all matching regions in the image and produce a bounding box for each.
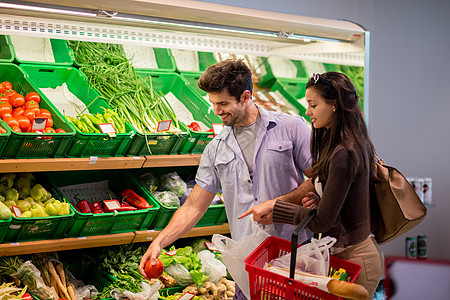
[273,145,371,248]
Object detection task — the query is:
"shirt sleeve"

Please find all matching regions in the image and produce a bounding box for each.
[292,117,312,173]
[195,141,221,194]
[273,147,354,233]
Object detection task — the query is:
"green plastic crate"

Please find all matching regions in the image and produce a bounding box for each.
[174,50,218,74]
[128,167,227,231]
[257,57,309,87]
[0,63,75,159]
[20,64,134,157]
[135,71,221,154]
[9,35,74,66]
[0,120,11,157]
[3,177,75,242]
[0,216,11,243]
[0,35,14,63]
[127,47,177,72]
[46,170,160,237]
[270,78,310,121]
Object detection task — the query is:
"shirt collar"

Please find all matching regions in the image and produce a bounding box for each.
[216,105,276,141]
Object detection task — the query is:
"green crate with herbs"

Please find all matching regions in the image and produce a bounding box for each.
[9,35,74,66]
[46,169,160,237]
[67,41,188,156]
[0,63,75,158]
[1,172,75,242]
[20,64,134,157]
[128,167,227,230]
[136,71,222,154]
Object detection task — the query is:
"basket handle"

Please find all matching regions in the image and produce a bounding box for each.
[290,209,317,279]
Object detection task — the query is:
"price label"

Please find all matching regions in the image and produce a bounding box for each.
[157,120,172,132]
[31,117,48,131]
[205,242,219,252]
[98,123,116,137]
[12,205,22,217]
[178,292,196,300]
[103,200,121,211]
[212,123,224,135]
[165,249,178,256]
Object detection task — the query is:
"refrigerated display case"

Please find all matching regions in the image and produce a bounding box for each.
[0,0,369,255]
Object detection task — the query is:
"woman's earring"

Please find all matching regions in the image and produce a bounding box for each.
[333,108,336,112]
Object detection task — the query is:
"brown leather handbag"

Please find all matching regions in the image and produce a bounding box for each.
[370,158,427,244]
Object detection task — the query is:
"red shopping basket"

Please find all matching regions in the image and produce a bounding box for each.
[244,211,362,300]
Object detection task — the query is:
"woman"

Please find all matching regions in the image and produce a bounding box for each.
[240,72,383,297]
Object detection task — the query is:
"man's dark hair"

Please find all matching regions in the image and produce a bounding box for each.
[198,59,252,102]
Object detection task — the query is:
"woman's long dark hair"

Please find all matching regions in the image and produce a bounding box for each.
[306,72,375,183]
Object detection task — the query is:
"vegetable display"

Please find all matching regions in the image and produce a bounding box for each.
[0,173,71,218]
[67,41,183,134]
[0,81,66,133]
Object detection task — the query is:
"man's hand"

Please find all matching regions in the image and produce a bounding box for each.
[139,241,162,279]
[239,199,277,225]
[301,192,320,209]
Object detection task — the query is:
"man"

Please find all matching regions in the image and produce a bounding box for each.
[139,59,312,296]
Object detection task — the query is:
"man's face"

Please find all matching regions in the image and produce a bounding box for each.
[208,90,247,126]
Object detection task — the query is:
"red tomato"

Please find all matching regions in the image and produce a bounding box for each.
[11,126,21,133]
[0,103,12,118]
[43,127,55,133]
[5,90,16,98]
[55,128,66,133]
[23,109,36,122]
[3,116,19,128]
[2,81,12,91]
[25,100,39,110]
[9,93,25,107]
[25,92,40,103]
[0,85,4,94]
[144,258,164,279]
[12,107,25,117]
[17,116,31,132]
[38,108,52,118]
[0,96,8,102]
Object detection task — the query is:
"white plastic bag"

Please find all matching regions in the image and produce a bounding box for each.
[212,222,270,299]
[165,263,194,286]
[269,236,337,276]
[198,250,227,283]
[112,281,162,300]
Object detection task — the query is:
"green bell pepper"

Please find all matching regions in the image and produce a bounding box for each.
[0,173,16,192]
[30,204,46,217]
[16,199,32,213]
[30,184,52,202]
[45,199,62,216]
[3,188,19,202]
[3,200,16,211]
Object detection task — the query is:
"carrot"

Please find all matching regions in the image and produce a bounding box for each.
[47,260,71,300]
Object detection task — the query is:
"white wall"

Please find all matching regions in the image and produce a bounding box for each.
[199,0,450,260]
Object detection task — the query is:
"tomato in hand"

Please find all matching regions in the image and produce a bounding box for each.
[144,258,164,279]
[9,93,25,107]
[25,92,40,103]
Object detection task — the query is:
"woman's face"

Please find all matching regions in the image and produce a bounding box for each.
[305,87,335,129]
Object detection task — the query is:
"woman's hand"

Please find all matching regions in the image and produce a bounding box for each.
[239,199,277,225]
[301,192,320,209]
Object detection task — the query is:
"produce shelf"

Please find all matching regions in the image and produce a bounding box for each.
[0,154,202,172]
[0,223,230,256]
[133,223,230,243]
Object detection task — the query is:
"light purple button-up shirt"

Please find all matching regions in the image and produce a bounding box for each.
[196,106,312,242]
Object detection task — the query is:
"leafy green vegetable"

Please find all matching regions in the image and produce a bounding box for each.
[94,273,142,300]
[160,246,207,287]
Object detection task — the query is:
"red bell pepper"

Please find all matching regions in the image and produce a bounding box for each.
[88,201,102,214]
[74,195,91,213]
[93,201,104,213]
[188,121,201,132]
[120,200,138,211]
[121,189,152,209]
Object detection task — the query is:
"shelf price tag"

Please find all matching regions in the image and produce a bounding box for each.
[205,241,219,252]
[178,293,196,300]
[165,249,178,256]
[31,117,48,131]
[98,123,116,138]
[212,123,224,135]
[11,205,22,217]
[103,200,121,211]
[157,120,172,132]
